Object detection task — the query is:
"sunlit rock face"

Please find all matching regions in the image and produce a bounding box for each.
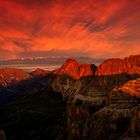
[111,78,140,98]
[66,77,140,140]
[66,65,140,140]
[108,78,140,123]
[51,55,140,100]
[103,78,140,139]
[71,55,140,108]
[88,55,140,96]
[0,55,140,140]
[54,59,97,79]
[95,55,140,76]
[0,68,31,87]
[51,59,96,98]
[109,78,140,115]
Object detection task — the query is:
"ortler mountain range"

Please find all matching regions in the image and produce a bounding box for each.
[0,55,140,140]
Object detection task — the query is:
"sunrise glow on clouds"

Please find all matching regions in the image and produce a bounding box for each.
[0,0,140,60]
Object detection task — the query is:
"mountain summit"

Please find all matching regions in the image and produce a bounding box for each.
[54,59,97,79]
[95,55,140,76]
[0,55,140,140]
[0,68,31,87]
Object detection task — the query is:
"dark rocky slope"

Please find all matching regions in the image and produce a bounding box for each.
[0,87,66,140]
[0,55,140,140]
[66,78,140,140]
[60,55,140,140]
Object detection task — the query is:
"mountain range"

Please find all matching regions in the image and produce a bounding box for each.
[0,55,140,140]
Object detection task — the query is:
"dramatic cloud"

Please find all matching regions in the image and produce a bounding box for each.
[0,0,140,59]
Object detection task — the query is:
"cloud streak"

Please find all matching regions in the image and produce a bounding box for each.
[0,0,140,59]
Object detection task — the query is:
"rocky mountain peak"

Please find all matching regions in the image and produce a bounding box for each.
[31,68,48,77]
[54,59,97,79]
[0,68,31,87]
[95,55,140,76]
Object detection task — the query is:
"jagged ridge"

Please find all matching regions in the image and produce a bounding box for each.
[0,68,31,87]
[54,59,97,79]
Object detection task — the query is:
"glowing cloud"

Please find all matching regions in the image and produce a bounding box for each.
[0,0,140,59]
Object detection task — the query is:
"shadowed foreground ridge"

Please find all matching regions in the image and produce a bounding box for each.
[0,55,140,140]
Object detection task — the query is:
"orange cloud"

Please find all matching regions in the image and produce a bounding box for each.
[0,0,140,59]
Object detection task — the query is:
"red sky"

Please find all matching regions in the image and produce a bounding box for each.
[0,0,140,60]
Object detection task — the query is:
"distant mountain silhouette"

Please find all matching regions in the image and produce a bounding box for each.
[0,68,31,87]
[30,68,49,77]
